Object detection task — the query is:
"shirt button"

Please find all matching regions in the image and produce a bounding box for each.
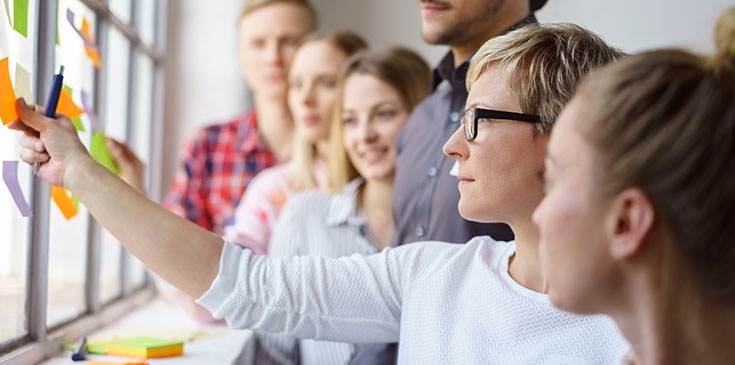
[449,111,460,123]
[415,225,425,238]
[427,166,438,177]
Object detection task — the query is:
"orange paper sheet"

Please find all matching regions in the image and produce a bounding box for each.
[51,185,78,219]
[57,87,84,120]
[0,57,18,125]
[81,17,102,68]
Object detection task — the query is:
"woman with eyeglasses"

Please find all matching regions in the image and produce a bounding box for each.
[11,24,628,363]
[533,8,735,364]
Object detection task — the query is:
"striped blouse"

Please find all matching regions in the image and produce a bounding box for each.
[259,178,396,364]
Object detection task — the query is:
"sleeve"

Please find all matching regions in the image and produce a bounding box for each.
[163,129,213,231]
[222,169,286,254]
[196,241,435,343]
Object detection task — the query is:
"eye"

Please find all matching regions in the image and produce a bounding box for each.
[289,79,302,89]
[319,77,337,89]
[250,38,265,49]
[342,115,357,124]
[376,109,397,119]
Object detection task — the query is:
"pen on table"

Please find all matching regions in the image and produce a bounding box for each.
[33,65,65,174]
[70,335,87,361]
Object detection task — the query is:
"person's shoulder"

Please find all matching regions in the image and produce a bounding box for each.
[286,189,335,208]
[190,112,256,143]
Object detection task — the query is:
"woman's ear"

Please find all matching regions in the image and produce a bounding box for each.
[604,187,655,260]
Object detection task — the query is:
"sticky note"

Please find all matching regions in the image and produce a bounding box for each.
[51,185,78,219]
[58,86,84,128]
[0,57,18,125]
[2,0,10,26]
[12,0,28,37]
[91,131,120,174]
[2,160,32,217]
[66,9,102,68]
[106,337,183,359]
[80,17,102,68]
[80,89,100,131]
[14,63,31,101]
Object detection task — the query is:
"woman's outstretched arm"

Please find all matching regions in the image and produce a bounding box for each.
[10,98,222,297]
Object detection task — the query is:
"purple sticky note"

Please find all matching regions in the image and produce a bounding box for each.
[66,8,99,50]
[2,160,32,217]
[80,90,100,131]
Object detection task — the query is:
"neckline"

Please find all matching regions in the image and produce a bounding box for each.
[496,242,551,304]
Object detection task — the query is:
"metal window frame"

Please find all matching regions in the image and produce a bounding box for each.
[0,0,167,363]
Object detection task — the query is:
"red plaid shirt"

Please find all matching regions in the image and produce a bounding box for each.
[164,111,277,235]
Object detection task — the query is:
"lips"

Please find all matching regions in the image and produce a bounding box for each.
[420,0,450,14]
[301,114,321,126]
[359,147,389,164]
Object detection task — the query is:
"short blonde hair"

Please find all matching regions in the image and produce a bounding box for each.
[578,8,735,305]
[466,23,624,134]
[328,48,431,191]
[238,0,317,29]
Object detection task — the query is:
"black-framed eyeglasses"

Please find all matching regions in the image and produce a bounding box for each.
[461,108,543,141]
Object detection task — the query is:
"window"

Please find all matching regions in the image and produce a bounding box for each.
[0,0,165,363]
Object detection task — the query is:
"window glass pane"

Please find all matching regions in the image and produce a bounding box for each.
[98,27,131,305]
[0,0,37,344]
[0,141,31,343]
[108,0,132,24]
[126,50,153,290]
[134,0,156,47]
[47,0,96,327]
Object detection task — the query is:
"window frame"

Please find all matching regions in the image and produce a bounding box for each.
[0,0,167,363]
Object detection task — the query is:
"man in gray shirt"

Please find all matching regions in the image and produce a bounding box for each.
[393,0,547,245]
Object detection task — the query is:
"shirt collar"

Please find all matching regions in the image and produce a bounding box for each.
[326,178,366,228]
[431,13,539,91]
[239,111,267,154]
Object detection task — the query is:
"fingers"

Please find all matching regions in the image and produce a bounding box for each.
[19,134,45,153]
[14,98,50,132]
[6,120,40,137]
[19,148,50,164]
[106,138,143,167]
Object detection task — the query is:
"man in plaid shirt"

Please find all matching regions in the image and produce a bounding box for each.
[164,112,276,235]
[164,0,315,236]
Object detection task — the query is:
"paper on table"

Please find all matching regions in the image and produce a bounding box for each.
[90,131,120,174]
[0,57,17,125]
[14,62,30,100]
[12,0,28,37]
[80,89,100,131]
[2,160,32,217]
[51,185,78,219]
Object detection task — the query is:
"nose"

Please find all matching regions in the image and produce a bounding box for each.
[357,118,378,143]
[300,82,316,106]
[442,126,468,161]
[265,40,282,65]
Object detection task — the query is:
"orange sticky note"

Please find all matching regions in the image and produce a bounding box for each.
[81,17,102,68]
[0,57,18,125]
[57,88,84,120]
[51,185,78,219]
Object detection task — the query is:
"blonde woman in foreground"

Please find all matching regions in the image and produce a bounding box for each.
[534,8,735,365]
[11,24,627,363]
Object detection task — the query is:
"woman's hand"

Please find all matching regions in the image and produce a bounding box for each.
[7,98,93,190]
[106,137,146,194]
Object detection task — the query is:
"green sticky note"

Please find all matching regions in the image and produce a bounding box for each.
[90,131,120,174]
[63,340,107,354]
[71,195,79,210]
[71,117,84,131]
[12,0,28,37]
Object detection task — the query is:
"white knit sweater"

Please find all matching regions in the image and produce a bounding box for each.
[197,237,629,364]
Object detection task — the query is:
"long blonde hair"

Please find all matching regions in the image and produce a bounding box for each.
[327,48,431,191]
[288,32,368,192]
[578,8,735,306]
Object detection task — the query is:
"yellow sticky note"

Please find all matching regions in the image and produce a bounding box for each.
[0,57,18,125]
[57,87,84,120]
[14,64,31,101]
[51,185,78,219]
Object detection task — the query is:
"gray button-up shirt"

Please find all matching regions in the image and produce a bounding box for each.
[392,15,537,246]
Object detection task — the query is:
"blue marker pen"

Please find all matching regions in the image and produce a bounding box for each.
[33,65,65,174]
[71,336,87,361]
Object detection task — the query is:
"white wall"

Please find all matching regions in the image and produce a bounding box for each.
[161,0,733,194]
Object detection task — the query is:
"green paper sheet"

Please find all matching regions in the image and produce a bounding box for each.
[12,0,28,37]
[90,131,120,174]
